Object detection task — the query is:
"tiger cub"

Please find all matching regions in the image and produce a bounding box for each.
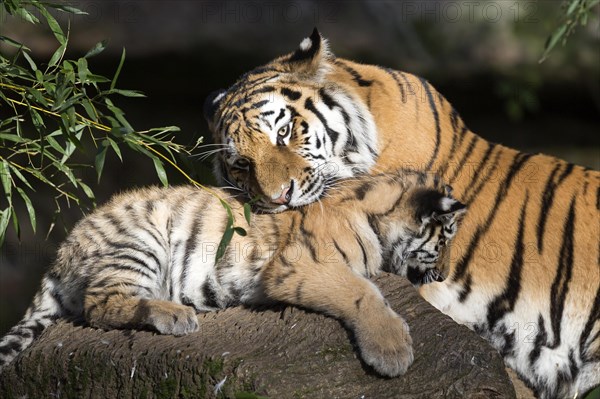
[0,169,465,377]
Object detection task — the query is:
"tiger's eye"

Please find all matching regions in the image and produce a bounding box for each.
[278,124,290,137]
[233,158,250,170]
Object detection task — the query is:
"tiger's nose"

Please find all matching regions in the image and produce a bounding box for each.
[271,181,294,205]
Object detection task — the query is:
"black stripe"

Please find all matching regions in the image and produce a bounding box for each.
[438,108,464,177]
[318,88,339,109]
[457,274,473,302]
[486,193,528,330]
[244,86,276,101]
[103,256,157,280]
[299,212,318,262]
[381,67,406,103]
[251,100,269,110]
[420,78,441,171]
[354,181,373,200]
[334,60,373,87]
[0,340,22,355]
[536,163,562,252]
[333,240,349,264]
[180,212,204,289]
[274,108,286,125]
[304,98,340,148]
[462,143,500,204]
[280,87,301,101]
[453,152,533,289]
[202,280,220,309]
[101,281,154,296]
[548,196,577,349]
[500,329,516,357]
[448,135,478,184]
[579,284,600,361]
[529,314,548,366]
[353,233,369,277]
[295,281,304,302]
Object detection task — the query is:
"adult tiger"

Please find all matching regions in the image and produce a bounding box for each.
[204,29,600,399]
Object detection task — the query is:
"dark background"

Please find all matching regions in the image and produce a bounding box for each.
[1,0,599,335]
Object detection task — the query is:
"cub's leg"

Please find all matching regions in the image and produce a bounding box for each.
[262,258,413,377]
[84,286,198,336]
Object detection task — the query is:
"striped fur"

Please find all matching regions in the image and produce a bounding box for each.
[204,29,600,398]
[0,170,466,377]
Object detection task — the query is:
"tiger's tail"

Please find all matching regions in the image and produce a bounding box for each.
[0,275,63,372]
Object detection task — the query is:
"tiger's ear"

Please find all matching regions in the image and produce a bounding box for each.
[203,89,227,124]
[281,28,332,80]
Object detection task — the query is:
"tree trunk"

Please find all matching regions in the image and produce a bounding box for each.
[0,274,515,399]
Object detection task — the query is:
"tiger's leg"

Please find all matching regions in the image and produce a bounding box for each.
[84,284,199,336]
[262,258,413,377]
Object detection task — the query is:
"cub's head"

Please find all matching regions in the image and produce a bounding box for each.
[357,173,466,286]
[203,29,378,212]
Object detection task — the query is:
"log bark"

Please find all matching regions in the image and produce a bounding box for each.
[0,274,516,399]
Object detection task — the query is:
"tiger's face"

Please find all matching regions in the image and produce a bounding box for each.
[204,29,378,212]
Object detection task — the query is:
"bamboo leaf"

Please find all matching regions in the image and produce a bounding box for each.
[540,25,567,63]
[27,88,49,107]
[14,7,40,24]
[95,146,108,183]
[46,4,88,15]
[22,51,37,71]
[109,89,146,98]
[81,99,98,121]
[111,48,126,90]
[48,43,66,67]
[566,0,580,16]
[84,40,108,58]
[16,187,36,233]
[220,199,234,222]
[243,203,252,225]
[0,36,30,51]
[34,4,66,45]
[78,181,95,201]
[233,226,247,236]
[152,156,168,187]
[0,208,11,247]
[216,225,234,263]
[11,207,20,240]
[107,137,123,161]
[77,57,88,83]
[0,160,12,198]
[7,164,33,190]
[147,126,181,133]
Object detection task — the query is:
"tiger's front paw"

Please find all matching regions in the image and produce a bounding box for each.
[354,313,414,377]
[147,301,199,336]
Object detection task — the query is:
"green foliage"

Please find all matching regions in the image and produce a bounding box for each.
[0,0,193,244]
[0,0,251,257]
[540,0,600,62]
[584,386,600,399]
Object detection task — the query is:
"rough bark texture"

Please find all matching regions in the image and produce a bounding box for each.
[0,274,515,399]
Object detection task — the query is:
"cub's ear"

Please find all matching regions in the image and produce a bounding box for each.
[413,188,467,228]
[281,28,332,80]
[433,195,467,225]
[203,89,227,124]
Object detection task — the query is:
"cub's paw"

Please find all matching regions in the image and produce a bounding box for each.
[354,313,414,377]
[147,301,199,336]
